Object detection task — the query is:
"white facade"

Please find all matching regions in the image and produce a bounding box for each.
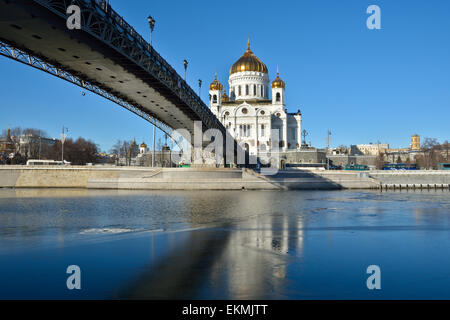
[355,143,389,156]
[209,44,302,156]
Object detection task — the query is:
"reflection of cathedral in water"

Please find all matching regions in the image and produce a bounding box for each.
[200,192,305,299]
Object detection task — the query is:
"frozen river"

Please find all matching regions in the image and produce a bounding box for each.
[0,188,449,299]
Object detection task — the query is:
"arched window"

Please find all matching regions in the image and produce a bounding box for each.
[245,85,249,95]
[239,125,243,136]
[261,124,265,137]
[260,144,266,152]
[261,86,263,96]
[247,124,251,137]
[253,84,256,96]
[213,95,217,103]
[238,85,241,96]
[276,92,281,102]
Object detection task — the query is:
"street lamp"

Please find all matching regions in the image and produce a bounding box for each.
[147,15,155,47]
[152,125,156,167]
[183,59,188,81]
[61,126,68,164]
[326,130,331,170]
[302,129,308,148]
[38,130,42,160]
[198,79,202,96]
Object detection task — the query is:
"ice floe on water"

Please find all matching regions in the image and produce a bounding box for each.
[79,227,144,235]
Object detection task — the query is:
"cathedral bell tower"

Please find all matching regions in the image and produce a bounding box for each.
[271,66,285,105]
[209,72,223,117]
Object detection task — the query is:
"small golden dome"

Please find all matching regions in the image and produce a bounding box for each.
[230,41,268,75]
[209,73,223,91]
[140,142,147,148]
[222,90,229,102]
[271,71,285,89]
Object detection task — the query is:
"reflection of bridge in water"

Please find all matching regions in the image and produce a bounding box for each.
[0,0,241,161]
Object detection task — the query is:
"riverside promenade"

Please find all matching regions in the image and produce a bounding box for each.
[1,166,449,190]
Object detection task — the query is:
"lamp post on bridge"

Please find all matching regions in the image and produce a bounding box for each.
[183,59,188,81]
[147,15,155,47]
[198,79,202,97]
[148,15,156,167]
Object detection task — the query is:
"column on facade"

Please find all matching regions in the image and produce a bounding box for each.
[296,118,302,149]
[268,115,272,152]
[282,116,288,151]
[255,113,259,156]
[234,111,238,139]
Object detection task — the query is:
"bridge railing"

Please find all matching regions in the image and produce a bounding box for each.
[92,0,220,130]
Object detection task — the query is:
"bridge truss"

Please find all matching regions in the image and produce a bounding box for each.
[0,40,174,139]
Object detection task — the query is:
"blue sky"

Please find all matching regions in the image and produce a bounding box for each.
[1,0,449,152]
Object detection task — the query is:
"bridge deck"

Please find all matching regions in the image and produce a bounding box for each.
[0,0,219,137]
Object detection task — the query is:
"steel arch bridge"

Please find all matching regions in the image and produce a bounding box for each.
[0,0,241,160]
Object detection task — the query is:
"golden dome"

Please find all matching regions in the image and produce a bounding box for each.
[230,41,268,75]
[209,73,223,91]
[222,90,230,102]
[140,142,147,148]
[271,68,285,88]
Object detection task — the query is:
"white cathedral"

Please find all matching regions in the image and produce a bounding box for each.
[209,41,302,156]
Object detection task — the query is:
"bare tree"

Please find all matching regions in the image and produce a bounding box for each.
[48,137,98,165]
[157,138,162,151]
[375,153,386,170]
[110,140,124,157]
[22,128,48,159]
[444,140,449,161]
[420,138,447,169]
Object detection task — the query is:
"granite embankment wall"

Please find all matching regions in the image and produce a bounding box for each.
[369,171,450,186]
[0,166,379,190]
[0,166,448,190]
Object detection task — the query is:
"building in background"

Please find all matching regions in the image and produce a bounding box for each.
[0,127,15,155]
[350,143,389,156]
[18,133,57,158]
[139,141,147,154]
[384,134,423,163]
[411,134,421,151]
[123,139,174,167]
